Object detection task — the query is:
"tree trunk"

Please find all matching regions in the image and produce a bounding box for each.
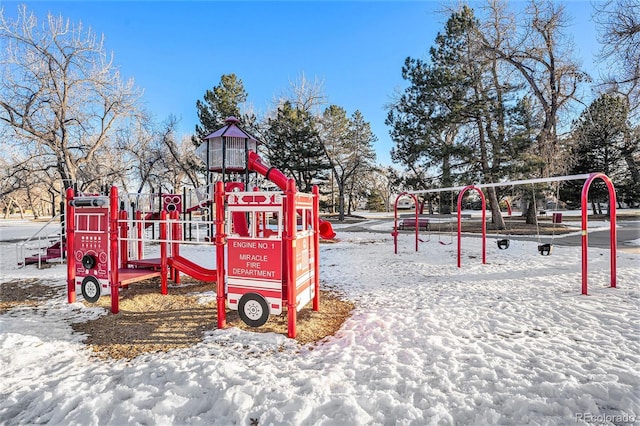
[440,154,452,215]
[622,150,640,185]
[338,186,345,221]
[524,195,537,226]
[487,187,506,229]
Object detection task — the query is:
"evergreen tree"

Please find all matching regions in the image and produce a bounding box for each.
[319,106,376,220]
[386,6,480,213]
[264,102,329,192]
[567,93,637,208]
[318,105,350,214]
[344,110,377,216]
[193,73,251,146]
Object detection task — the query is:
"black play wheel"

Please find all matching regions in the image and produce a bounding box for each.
[238,293,270,327]
[81,276,101,303]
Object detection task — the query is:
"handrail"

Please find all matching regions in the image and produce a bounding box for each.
[16,214,63,268]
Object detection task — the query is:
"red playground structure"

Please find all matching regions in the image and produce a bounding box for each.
[66,117,335,338]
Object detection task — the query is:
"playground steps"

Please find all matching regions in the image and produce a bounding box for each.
[23,241,64,265]
[118,268,162,286]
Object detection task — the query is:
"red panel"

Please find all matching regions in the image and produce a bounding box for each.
[228,239,282,281]
[162,194,182,213]
[73,207,109,280]
[294,236,311,279]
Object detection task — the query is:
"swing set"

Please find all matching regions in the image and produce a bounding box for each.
[391,192,456,254]
[395,172,618,295]
[495,183,563,255]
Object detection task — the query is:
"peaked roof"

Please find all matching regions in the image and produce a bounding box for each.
[203,116,259,142]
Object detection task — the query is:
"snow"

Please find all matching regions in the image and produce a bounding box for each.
[1,220,639,425]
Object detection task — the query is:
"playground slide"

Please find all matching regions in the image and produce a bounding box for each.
[143,212,160,228]
[247,151,336,240]
[231,211,250,237]
[185,200,211,213]
[168,255,217,282]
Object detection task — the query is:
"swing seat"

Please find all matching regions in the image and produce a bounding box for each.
[496,239,510,250]
[439,240,452,246]
[538,243,552,256]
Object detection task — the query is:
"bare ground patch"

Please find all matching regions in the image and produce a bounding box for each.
[2,277,354,360]
[0,279,63,313]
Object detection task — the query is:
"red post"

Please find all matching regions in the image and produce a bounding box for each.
[312,185,320,311]
[109,186,120,314]
[66,187,76,303]
[457,186,487,268]
[457,192,462,268]
[580,173,617,295]
[215,181,226,329]
[136,210,143,260]
[481,190,487,265]
[286,179,298,338]
[160,210,168,295]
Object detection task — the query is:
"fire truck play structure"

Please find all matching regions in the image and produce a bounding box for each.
[66,117,335,338]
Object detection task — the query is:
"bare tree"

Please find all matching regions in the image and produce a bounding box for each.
[594,0,640,127]
[285,72,327,115]
[156,116,203,192]
[479,0,588,224]
[483,1,588,178]
[0,5,142,190]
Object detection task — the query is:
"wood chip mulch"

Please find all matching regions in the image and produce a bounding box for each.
[1,278,354,360]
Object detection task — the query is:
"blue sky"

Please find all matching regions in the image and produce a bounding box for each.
[3,1,601,166]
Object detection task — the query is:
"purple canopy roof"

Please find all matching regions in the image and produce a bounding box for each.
[203,116,259,142]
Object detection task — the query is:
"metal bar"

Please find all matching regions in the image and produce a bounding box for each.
[109,186,119,314]
[215,181,227,330]
[409,174,593,195]
[286,179,298,338]
[457,185,487,268]
[66,188,76,303]
[580,173,617,295]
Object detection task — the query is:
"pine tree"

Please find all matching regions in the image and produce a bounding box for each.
[568,93,637,208]
[319,106,376,219]
[264,102,329,192]
[386,6,480,212]
[193,74,249,146]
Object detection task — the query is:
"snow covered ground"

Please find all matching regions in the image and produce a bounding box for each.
[1,220,639,425]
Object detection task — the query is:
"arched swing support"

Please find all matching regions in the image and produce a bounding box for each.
[581,173,617,295]
[392,192,420,254]
[456,186,487,268]
[504,197,512,216]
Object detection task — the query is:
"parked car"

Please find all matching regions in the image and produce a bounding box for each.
[397,198,415,210]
